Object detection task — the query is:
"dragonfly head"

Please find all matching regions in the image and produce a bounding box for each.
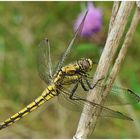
[79,58,93,72]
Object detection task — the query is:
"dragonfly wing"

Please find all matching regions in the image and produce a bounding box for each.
[58,86,133,121]
[38,11,89,83]
[99,105,133,120]
[105,85,140,106]
[85,77,140,106]
[58,90,83,112]
[37,39,53,84]
[55,10,88,73]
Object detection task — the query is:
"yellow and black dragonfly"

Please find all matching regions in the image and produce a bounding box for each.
[0,11,140,130]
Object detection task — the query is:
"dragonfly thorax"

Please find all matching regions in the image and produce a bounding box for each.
[53,58,93,85]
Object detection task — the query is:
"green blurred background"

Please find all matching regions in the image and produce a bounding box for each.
[0,1,140,138]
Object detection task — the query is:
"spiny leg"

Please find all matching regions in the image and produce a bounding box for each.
[84,77,104,90]
[79,76,104,92]
[84,78,93,89]
[58,83,79,100]
[80,79,89,91]
[77,70,104,90]
[69,83,79,99]
[57,84,84,110]
[59,84,83,101]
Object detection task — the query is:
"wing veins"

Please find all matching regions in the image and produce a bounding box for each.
[55,10,88,73]
[58,86,133,120]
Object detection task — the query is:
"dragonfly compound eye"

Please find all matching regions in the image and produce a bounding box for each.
[80,58,93,72]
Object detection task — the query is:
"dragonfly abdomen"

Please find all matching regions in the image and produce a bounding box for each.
[0,84,58,130]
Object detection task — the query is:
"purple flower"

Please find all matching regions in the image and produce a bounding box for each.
[74,2,102,38]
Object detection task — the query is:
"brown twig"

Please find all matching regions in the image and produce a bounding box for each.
[108,1,120,34]
[136,1,140,8]
[107,6,140,91]
[106,6,140,137]
[74,1,135,139]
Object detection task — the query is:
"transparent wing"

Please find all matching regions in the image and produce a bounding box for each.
[58,91,82,112]
[37,11,88,83]
[55,10,88,73]
[58,84,85,112]
[58,86,133,121]
[37,39,53,84]
[84,77,140,106]
[105,85,140,106]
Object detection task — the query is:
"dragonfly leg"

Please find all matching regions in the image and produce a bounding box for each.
[59,86,133,121]
[69,83,79,99]
[84,77,104,90]
[84,78,93,89]
[58,83,79,100]
[80,79,89,91]
[58,83,81,101]
[68,83,89,101]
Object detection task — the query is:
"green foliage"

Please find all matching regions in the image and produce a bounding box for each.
[74,43,100,58]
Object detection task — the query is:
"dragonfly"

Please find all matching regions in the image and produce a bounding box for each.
[0,11,140,130]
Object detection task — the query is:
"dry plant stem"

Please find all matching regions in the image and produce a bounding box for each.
[108,1,120,34]
[107,7,140,92]
[107,6,140,137]
[136,1,140,8]
[74,1,134,139]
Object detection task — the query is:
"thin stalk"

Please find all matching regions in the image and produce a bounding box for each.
[74,1,135,138]
[108,1,120,35]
